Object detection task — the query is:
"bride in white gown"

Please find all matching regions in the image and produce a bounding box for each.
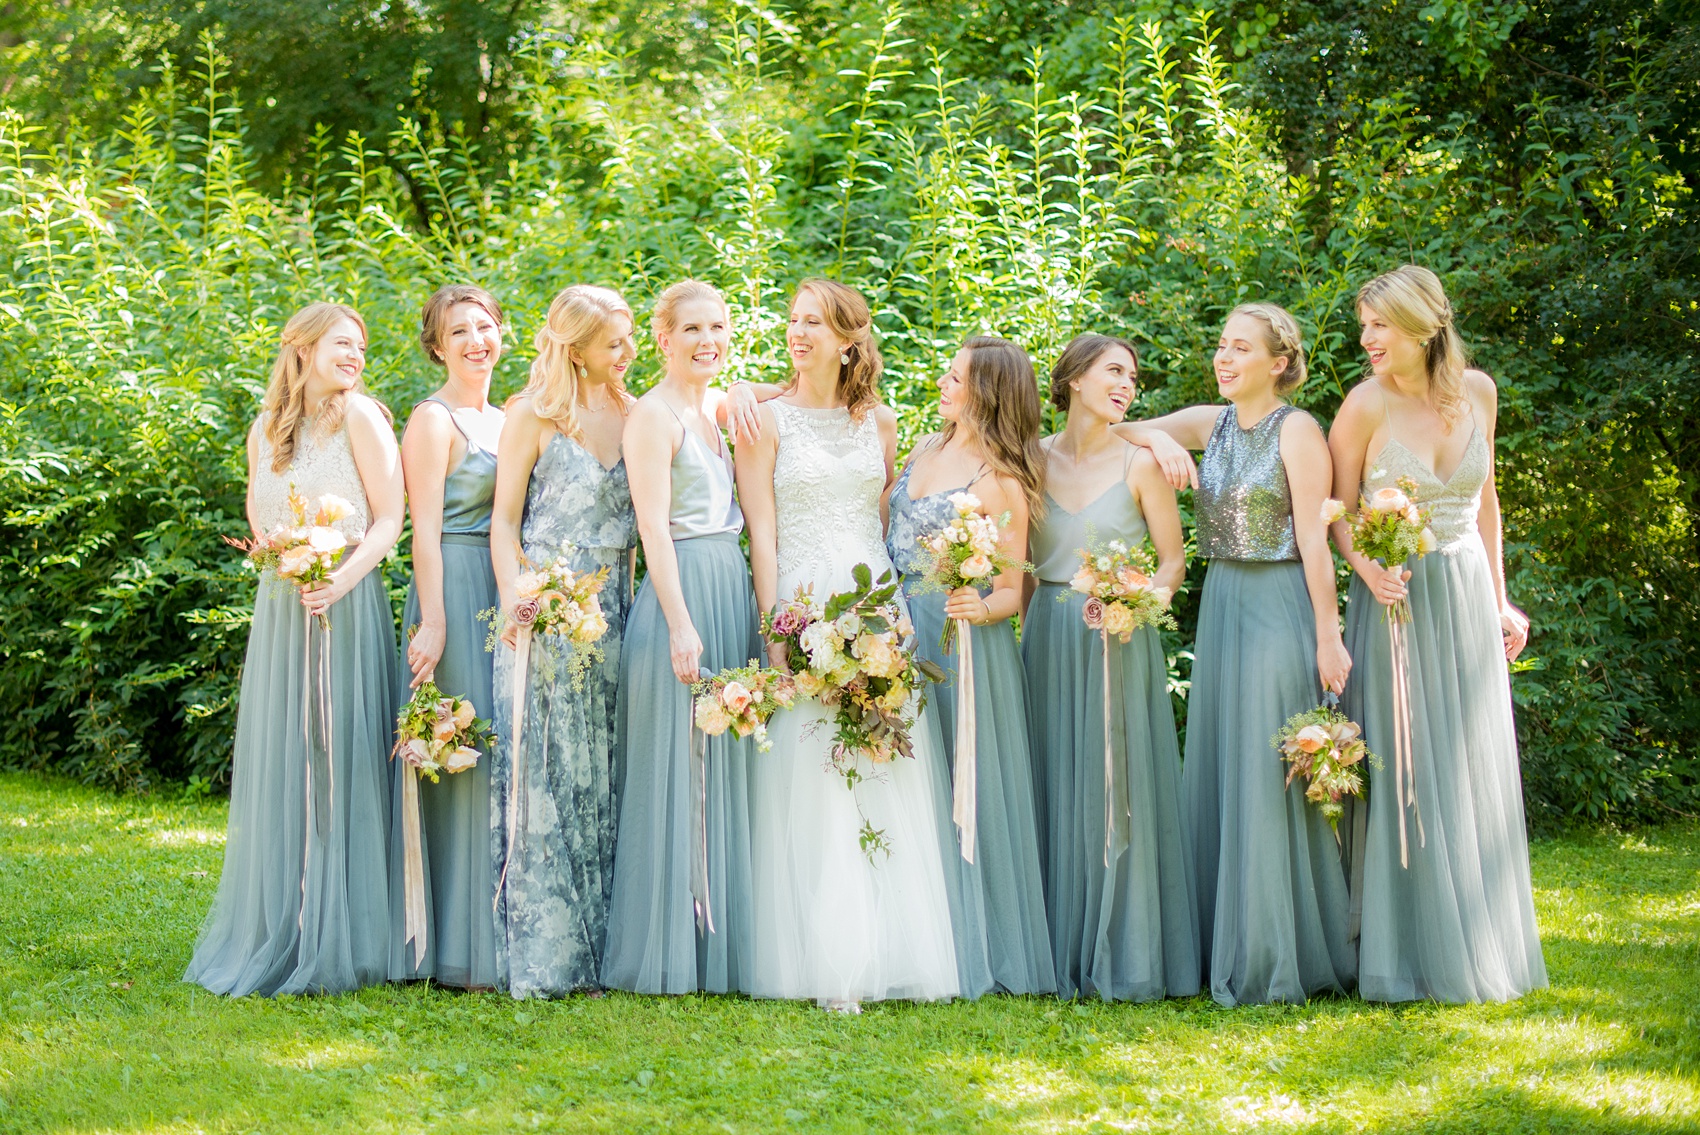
[735,279,962,1008]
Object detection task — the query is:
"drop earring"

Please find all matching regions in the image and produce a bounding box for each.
[839,350,851,366]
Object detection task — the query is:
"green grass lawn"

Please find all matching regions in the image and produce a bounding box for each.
[1,773,1696,1133]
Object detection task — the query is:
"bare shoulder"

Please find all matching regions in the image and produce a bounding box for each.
[872,403,898,431]
[1464,367,1498,404]
[1332,379,1385,433]
[1280,406,1327,445]
[346,393,394,433]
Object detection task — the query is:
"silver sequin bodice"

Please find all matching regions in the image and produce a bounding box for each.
[1195,404,1299,562]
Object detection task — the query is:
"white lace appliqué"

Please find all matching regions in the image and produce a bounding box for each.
[771,403,889,589]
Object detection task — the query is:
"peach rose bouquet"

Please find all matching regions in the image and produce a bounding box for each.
[692,662,800,752]
[1323,474,1436,624]
[1272,697,1379,837]
[392,680,496,783]
[914,491,1030,650]
[227,487,355,624]
[487,553,612,690]
[1067,538,1177,643]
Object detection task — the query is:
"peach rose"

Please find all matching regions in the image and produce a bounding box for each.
[1320,498,1347,524]
[959,553,993,580]
[445,745,480,774]
[1101,602,1135,639]
[1294,724,1331,753]
[721,680,753,715]
[694,698,731,735]
[1370,486,1409,512]
[314,495,354,525]
[277,543,318,578]
[794,671,826,698]
[452,699,475,731]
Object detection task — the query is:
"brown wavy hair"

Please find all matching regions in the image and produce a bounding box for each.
[1047,333,1140,414]
[420,284,504,365]
[940,335,1046,521]
[1357,264,1469,425]
[516,284,634,438]
[261,302,385,473]
[788,279,881,420]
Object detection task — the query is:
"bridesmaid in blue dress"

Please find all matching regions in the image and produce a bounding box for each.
[186,303,404,996]
[1329,265,1546,1002]
[885,335,1053,997]
[1118,305,1356,1006]
[391,285,506,988]
[1024,333,1199,1001]
[489,285,639,998]
[601,280,763,995]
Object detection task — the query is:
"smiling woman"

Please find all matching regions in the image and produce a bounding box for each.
[184,302,406,998]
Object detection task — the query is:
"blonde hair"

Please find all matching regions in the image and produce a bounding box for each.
[420,284,503,365]
[262,302,376,473]
[943,335,1045,521]
[1227,303,1308,396]
[1358,264,1468,424]
[518,285,634,438]
[651,279,728,339]
[788,279,882,421]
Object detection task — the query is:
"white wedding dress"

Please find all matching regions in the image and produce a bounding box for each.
[748,401,962,1005]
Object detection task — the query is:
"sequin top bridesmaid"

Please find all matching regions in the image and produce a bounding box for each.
[1328,265,1546,1002]
[489,285,639,998]
[884,334,1053,998]
[391,285,506,989]
[1024,333,1199,1002]
[186,302,405,997]
[1117,306,1357,1007]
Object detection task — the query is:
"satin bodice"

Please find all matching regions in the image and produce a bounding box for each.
[415,398,497,536]
[251,412,370,540]
[1195,404,1299,562]
[1365,426,1489,553]
[521,432,636,569]
[1030,479,1149,584]
[664,420,742,540]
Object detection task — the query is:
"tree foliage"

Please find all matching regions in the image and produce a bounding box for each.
[0,0,1693,823]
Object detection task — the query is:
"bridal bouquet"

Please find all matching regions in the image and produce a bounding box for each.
[1323,476,1436,624]
[392,680,496,783]
[1067,538,1177,642]
[764,564,946,855]
[1272,699,1378,838]
[693,662,800,752]
[226,487,355,617]
[913,491,1029,650]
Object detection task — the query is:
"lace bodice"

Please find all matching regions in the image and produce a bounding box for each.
[251,414,371,540]
[771,401,890,594]
[1365,426,1490,554]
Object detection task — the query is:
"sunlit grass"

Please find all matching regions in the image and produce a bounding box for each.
[2,771,1696,1133]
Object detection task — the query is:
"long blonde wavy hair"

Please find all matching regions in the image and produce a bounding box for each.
[1357,264,1469,425]
[1228,302,1309,397]
[517,284,634,437]
[787,279,882,421]
[941,335,1045,522]
[262,302,378,472]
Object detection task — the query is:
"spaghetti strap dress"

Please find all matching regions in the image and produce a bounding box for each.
[185,412,397,996]
[1180,405,1357,1006]
[1344,416,1547,1002]
[390,398,500,987]
[886,460,1052,997]
[1021,458,1200,1001]
[601,409,762,994]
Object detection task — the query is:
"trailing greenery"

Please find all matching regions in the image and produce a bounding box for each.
[2,772,1697,1131]
[0,0,1693,823]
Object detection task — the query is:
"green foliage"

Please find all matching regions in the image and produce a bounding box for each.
[4,772,1699,1130]
[0,0,1693,822]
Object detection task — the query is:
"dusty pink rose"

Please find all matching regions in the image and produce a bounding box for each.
[1082,596,1106,630]
[398,737,432,770]
[511,597,542,628]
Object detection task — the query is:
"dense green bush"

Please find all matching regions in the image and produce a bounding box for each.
[0,1,1693,822]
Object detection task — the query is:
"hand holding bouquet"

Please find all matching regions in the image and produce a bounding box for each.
[763,564,946,856]
[227,487,355,621]
[490,554,612,689]
[693,662,800,752]
[1068,539,1177,643]
[1272,700,1378,837]
[393,680,497,783]
[915,491,1030,650]
[1323,476,1436,623]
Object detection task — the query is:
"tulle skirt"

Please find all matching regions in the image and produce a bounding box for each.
[907,585,1053,997]
[185,570,397,997]
[601,534,762,994]
[391,535,500,987]
[1344,538,1547,1002]
[1181,560,1357,1006]
[1023,583,1200,1001]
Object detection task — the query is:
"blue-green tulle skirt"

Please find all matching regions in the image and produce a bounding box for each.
[1180,560,1357,1006]
[390,535,500,987]
[1343,540,1547,1002]
[906,584,1054,997]
[186,570,397,996]
[1024,583,1200,1001]
[601,534,763,994]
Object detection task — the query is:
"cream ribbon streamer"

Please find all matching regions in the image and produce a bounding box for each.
[689,711,715,935]
[401,760,427,967]
[495,625,532,914]
[950,619,978,864]
[1388,603,1425,868]
[1101,629,1132,867]
[298,609,335,930]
